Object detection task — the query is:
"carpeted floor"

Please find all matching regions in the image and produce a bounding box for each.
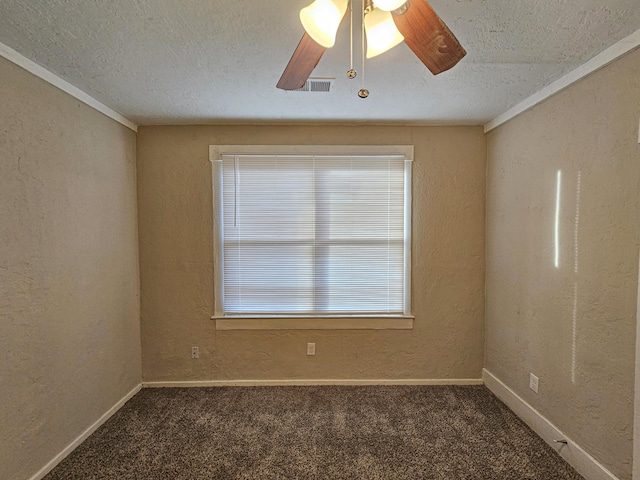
[44,385,584,479]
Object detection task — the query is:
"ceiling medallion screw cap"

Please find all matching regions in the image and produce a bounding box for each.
[358,88,369,98]
[347,69,357,79]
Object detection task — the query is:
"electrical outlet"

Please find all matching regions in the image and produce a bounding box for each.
[529,373,539,393]
[191,346,199,359]
[307,343,316,356]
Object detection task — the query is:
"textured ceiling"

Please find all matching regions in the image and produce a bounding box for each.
[0,0,639,125]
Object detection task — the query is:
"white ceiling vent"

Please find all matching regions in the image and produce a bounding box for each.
[293,78,335,93]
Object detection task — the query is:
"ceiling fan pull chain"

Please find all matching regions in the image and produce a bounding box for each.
[347,0,357,79]
[358,0,369,98]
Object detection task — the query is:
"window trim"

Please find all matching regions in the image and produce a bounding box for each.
[209,145,414,330]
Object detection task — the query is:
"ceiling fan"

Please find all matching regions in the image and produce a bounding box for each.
[277,0,466,93]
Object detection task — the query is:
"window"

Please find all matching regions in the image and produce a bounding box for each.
[211,145,413,329]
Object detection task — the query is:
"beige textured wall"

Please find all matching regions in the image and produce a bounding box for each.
[0,57,141,480]
[486,49,640,480]
[137,125,485,382]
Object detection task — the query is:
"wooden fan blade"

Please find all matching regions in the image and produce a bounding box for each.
[277,33,326,90]
[392,0,466,75]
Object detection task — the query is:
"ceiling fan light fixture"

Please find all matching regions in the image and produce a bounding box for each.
[371,0,408,12]
[299,0,349,48]
[278,0,466,91]
[364,8,404,59]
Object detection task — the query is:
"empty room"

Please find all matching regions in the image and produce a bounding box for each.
[2,1,640,479]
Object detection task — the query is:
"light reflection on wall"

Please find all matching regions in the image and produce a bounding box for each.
[574,171,582,276]
[555,170,562,269]
[572,171,582,384]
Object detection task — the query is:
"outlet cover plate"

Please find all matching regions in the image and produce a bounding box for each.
[529,373,539,393]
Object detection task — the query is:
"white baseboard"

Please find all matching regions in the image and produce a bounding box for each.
[28,383,142,480]
[483,369,620,480]
[31,375,616,479]
[143,378,484,388]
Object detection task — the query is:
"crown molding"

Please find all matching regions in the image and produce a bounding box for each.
[0,41,137,132]
[485,28,640,133]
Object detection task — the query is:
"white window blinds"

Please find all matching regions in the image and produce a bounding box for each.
[212,152,412,317]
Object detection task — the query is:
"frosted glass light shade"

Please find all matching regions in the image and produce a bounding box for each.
[372,0,408,12]
[365,9,404,59]
[300,0,349,48]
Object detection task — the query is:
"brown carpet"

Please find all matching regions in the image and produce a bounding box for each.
[44,385,584,479]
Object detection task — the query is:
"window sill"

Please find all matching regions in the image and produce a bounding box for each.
[211,316,414,331]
